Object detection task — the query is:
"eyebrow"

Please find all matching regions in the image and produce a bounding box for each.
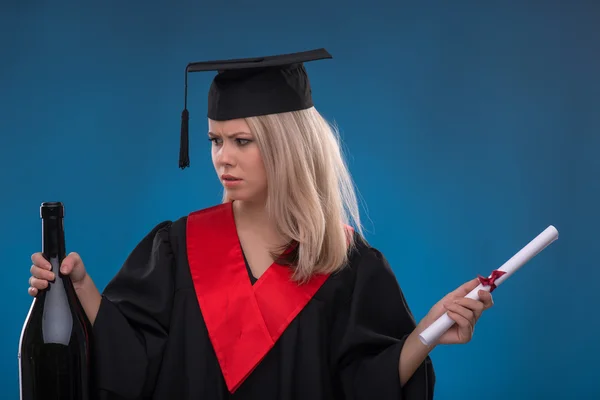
[208,131,252,138]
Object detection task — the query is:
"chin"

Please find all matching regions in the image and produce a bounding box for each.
[224,190,250,202]
[225,190,266,204]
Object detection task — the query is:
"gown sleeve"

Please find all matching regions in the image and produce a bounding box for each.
[333,244,435,399]
[91,221,176,400]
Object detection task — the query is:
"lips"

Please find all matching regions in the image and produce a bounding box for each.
[221,174,241,181]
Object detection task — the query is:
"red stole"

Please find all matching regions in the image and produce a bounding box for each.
[186,203,330,393]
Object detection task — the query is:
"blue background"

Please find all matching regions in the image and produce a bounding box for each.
[2,1,599,398]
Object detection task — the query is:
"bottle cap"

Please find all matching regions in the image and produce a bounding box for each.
[40,202,64,219]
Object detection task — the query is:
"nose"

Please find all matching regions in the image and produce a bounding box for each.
[215,140,236,167]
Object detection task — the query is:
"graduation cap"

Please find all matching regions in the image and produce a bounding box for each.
[179,48,333,169]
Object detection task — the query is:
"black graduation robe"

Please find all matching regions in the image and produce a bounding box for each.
[91,202,435,399]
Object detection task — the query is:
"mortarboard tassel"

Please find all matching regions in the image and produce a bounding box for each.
[179,66,190,169]
[179,108,190,169]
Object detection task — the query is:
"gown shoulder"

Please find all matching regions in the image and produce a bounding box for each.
[327,234,436,399]
[92,217,184,399]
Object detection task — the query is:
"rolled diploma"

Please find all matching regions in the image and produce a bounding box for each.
[418,225,559,346]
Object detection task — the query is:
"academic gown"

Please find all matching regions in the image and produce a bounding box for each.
[91,203,435,399]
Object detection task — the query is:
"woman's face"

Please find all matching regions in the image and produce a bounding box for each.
[208,118,268,204]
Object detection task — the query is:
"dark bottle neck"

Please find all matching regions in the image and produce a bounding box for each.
[41,206,66,273]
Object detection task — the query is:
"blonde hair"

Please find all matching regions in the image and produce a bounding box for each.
[223,106,364,283]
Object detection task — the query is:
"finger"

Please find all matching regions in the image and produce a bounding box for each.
[28,286,38,297]
[445,302,475,324]
[440,279,479,306]
[446,310,473,342]
[31,253,51,270]
[453,297,485,319]
[478,290,494,309]
[451,277,481,297]
[30,265,55,281]
[29,276,49,290]
[60,252,82,274]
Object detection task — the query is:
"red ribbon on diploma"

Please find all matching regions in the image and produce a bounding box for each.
[477,269,507,293]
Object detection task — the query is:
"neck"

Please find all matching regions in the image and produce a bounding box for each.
[232,199,268,223]
[232,200,286,248]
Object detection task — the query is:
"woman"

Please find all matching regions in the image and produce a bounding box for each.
[28,48,493,399]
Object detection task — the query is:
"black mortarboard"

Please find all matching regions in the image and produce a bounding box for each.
[179,48,333,169]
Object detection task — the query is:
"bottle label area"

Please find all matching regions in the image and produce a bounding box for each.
[42,256,73,346]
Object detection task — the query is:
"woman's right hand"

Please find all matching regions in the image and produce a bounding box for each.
[28,252,89,297]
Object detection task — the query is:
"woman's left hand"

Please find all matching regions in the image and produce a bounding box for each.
[417,278,495,345]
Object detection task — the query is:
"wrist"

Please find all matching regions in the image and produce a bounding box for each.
[398,328,435,386]
[404,321,437,362]
[74,273,92,293]
[72,273,102,325]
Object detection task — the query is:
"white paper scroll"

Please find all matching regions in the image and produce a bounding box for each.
[418,225,559,346]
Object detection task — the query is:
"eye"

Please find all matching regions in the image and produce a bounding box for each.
[236,138,251,146]
[208,137,222,145]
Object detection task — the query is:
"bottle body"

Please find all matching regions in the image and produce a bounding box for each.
[19,202,93,400]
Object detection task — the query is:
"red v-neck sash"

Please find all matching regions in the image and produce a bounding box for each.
[186,203,330,393]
